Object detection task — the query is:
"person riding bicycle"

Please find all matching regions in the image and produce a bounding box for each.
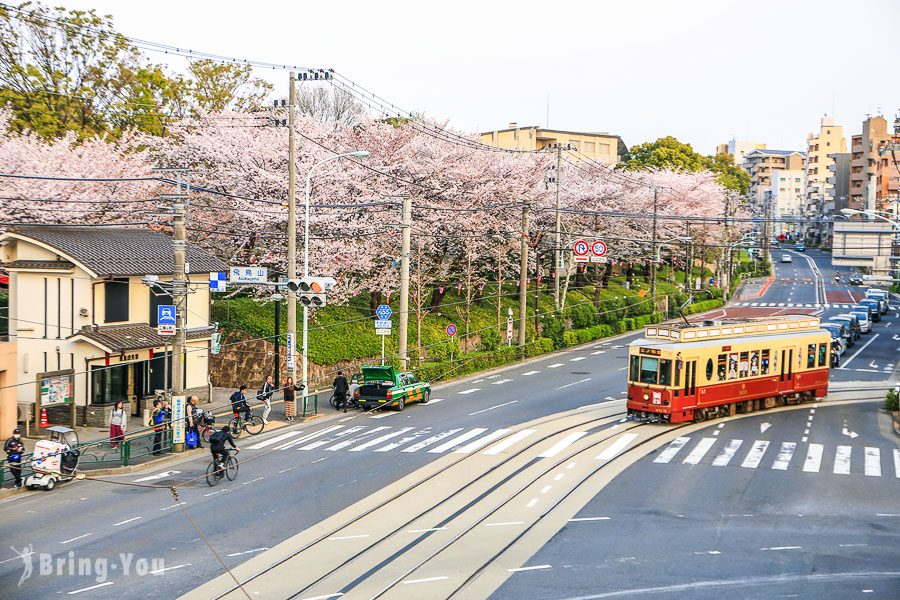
[333,370,350,413]
[229,385,252,422]
[209,425,238,467]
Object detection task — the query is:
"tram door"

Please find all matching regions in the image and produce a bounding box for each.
[779,348,794,384]
[682,359,697,402]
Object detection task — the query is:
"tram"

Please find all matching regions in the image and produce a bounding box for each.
[627,315,830,423]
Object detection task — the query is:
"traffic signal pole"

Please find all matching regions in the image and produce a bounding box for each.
[286,72,298,382]
[398,194,412,371]
[518,203,530,354]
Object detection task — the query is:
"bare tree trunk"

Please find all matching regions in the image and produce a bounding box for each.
[429,286,447,310]
[370,291,383,317]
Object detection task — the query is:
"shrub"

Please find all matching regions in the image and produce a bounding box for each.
[479,327,501,352]
[570,303,598,329]
[886,387,900,412]
[563,331,578,347]
[526,337,555,357]
[542,316,566,348]
[429,338,460,361]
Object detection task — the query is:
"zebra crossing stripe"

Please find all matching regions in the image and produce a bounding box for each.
[401,429,463,453]
[596,433,638,461]
[712,439,743,466]
[834,445,852,475]
[864,447,881,477]
[771,442,796,470]
[326,426,390,451]
[428,428,489,453]
[483,429,536,455]
[654,437,691,463]
[299,426,366,451]
[803,444,824,472]
[247,429,305,450]
[683,438,717,465]
[539,432,588,458]
[349,428,414,452]
[741,440,770,469]
[277,425,345,450]
[375,429,433,452]
[456,429,510,453]
[894,449,900,478]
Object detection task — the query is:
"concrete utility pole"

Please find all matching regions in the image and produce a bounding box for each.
[650,188,659,312]
[518,204,530,354]
[286,72,298,378]
[553,143,563,311]
[397,194,412,371]
[684,222,692,292]
[172,172,187,397]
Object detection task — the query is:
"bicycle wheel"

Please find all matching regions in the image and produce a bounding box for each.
[200,426,211,444]
[228,418,243,438]
[245,416,265,435]
[329,394,339,409]
[205,461,220,487]
[224,456,239,481]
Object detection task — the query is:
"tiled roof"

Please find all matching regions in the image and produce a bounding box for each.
[1,260,75,270]
[69,323,215,352]
[3,226,227,277]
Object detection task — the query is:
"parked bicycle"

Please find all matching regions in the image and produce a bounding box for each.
[205,449,239,487]
[227,411,265,438]
[329,392,360,411]
[198,411,216,444]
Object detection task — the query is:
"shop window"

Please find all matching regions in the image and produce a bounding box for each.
[104,279,129,323]
[91,364,129,405]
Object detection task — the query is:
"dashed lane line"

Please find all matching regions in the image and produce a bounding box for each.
[468,400,518,416]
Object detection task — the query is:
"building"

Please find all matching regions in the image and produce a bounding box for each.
[825,152,851,246]
[766,169,807,238]
[848,115,900,213]
[479,123,627,164]
[804,116,847,244]
[0,226,226,434]
[745,149,806,205]
[875,118,900,218]
[832,221,896,279]
[715,139,766,167]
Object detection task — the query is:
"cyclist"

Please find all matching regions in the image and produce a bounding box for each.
[333,370,350,413]
[209,425,239,469]
[229,385,252,422]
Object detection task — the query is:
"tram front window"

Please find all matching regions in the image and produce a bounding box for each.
[659,359,672,386]
[629,356,640,382]
[639,357,660,384]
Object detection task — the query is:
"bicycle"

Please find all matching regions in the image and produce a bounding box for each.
[205,450,239,487]
[227,411,265,438]
[330,392,359,411]
[198,411,216,444]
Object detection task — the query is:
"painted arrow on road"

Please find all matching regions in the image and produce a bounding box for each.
[134,470,181,483]
[841,427,859,439]
[760,422,771,433]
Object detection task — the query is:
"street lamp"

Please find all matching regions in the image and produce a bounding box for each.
[301,150,369,413]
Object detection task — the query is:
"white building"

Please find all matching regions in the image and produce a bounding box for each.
[768,169,807,237]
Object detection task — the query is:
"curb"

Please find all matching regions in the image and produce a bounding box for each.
[893,410,900,437]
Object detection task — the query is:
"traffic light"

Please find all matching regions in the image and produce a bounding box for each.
[286,277,336,307]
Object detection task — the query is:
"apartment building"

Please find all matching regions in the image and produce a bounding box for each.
[766,169,807,237]
[479,123,627,164]
[715,139,766,167]
[804,116,847,244]
[745,149,806,207]
[825,152,851,246]
[848,115,900,213]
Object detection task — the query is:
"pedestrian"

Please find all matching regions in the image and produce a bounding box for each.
[160,398,172,448]
[333,370,350,413]
[109,400,126,449]
[149,399,166,455]
[187,396,203,448]
[4,428,25,489]
[283,377,297,421]
[258,375,275,424]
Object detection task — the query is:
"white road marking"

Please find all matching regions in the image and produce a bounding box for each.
[801,437,808,443]
[278,425,346,450]
[160,502,188,511]
[617,366,627,371]
[834,445,852,474]
[133,470,181,483]
[328,534,370,541]
[204,489,228,497]
[59,533,91,544]
[226,548,268,557]
[326,426,390,451]
[339,416,355,422]
[486,374,501,379]
[839,333,880,369]
[654,437,691,463]
[458,388,481,395]
[693,550,722,555]
[456,429,509,453]
[803,444,824,472]
[485,521,525,527]
[402,576,449,585]
[682,438,717,465]
[894,449,900,478]
[429,428,489,453]
[402,429,463,453]
[300,426,366,451]
[557,378,592,390]
[864,447,881,477]
[422,398,444,405]
[741,440,770,469]
[597,432,638,461]
[539,432,588,458]
[553,472,565,481]
[759,422,771,433]
[591,350,606,355]
[523,370,541,376]
[508,564,552,573]
[369,412,397,419]
[771,442,796,470]
[247,430,305,450]
[547,363,564,369]
[350,428,414,452]
[112,517,142,526]
[469,400,518,416]
[491,378,513,385]
[761,546,802,551]
[149,563,191,574]
[0,551,34,565]
[301,595,343,600]
[566,462,577,469]
[483,429,535,455]
[568,516,611,522]
[570,356,587,362]
[540,485,553,494]
[376,430,433,452]
[68,582,114,595]
[712,439,743,466]
[241,476,264,485]
[526,498,539,508]
[605,396,614,401]
[407,527,447,533]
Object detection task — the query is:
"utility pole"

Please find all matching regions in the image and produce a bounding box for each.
[286,72,298,380]
[553,143,563,311]
[397,194,412,371]
[172,172,187,398]
[723,193,732,295]
[684,222,692,293]
[650,188,659,312]
[518,204,529,355]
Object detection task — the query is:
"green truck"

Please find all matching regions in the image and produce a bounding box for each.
[353,366,431,411]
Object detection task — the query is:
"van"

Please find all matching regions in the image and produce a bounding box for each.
[829,314,861,340]
[857,298,881,322]
[865,289,890,313]
[849,308,872,333]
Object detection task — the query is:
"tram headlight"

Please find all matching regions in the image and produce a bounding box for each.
[642,393,649,401]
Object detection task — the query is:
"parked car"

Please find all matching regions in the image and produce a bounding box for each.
[829,314,861,341]
[780,254,793,263]
[857,298,881,322]
[849,308,872,333]
[848,275,864,286]
[353,366,431,411]
[821,323,849,352]
[865,289,890,313]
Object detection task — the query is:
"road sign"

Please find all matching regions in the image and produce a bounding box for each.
[157,324,176,336]
[229,266,268,284]
[590,240,607,258]
[157,305,176,326]
[506,318,513,341]
[374,319,392,329]
[573,239,589,263]
[375,328,391,336]
[286,332,295,370]
[209,272,227,292]
[172,395,185,446]
[446,323,457,337]
[375,304,393,320]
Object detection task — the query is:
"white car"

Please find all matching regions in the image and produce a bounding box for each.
[780,254,793,263]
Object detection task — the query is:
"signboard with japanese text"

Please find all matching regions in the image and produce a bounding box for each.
[229,266,268,284]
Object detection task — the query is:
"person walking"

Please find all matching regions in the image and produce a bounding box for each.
[283,377,297,421]
[258,375,275,424]
[186,396,203,449]
[150,399,166,455]
[333,370,350,413]
[4,428,25,488]
[109,400,127,449]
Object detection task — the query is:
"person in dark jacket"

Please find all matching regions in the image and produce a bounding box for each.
[4,428,25,488]
[229,386,251,422]
[333,371,350,413]
[258,375,275,424]
[150,399,166,455]
[209,425,239,468]
[186,396,203,449]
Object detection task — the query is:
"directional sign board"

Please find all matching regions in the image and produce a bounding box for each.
[229,266,268,284]
[446,323,457,337]
[157,324,176,336]
[590,240,608,263]
[375,304,393,320]
[157,305,176,326]
[374,319,392,329]
[573,239,590,263]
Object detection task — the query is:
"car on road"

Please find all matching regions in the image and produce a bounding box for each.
[857,298,881,322]
[865,289,890,313]
[820,323,849,352]
[849,307,872,333]
[829,314,861,341]
[780,254,793,263]
[353,366,431,411]
[848,274,864,285]
[794,243,806,252]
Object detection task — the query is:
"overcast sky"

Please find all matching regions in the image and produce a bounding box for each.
[56,0,900,154]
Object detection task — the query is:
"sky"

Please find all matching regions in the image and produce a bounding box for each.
[53,0,900,155]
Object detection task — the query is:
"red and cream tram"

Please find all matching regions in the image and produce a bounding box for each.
[627,315,830,423]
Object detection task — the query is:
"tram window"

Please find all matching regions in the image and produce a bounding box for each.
[675,360,683,386]
[717,354,726,381]
[739,352,749,377]
[807,344,816,368]
[629,356,640,382]
[750,351,760,375]
[639,357,660,384]
[706,358,714,381]
[818,343,827,367]
[659,359,672,386]
[728,353,738,380]
[761,349,770,375]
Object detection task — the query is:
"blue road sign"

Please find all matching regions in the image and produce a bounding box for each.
[157,305,176,326]
[446,323,457,337]
[376,304,393,320]
[209,272,227,292]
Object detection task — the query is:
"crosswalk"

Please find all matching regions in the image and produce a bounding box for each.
[654,435,900,478]
[732,302,866,309]
[245,424,640,461]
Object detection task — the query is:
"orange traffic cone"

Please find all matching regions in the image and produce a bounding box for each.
[40,408,49,427]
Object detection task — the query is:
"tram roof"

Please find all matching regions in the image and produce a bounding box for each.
[632,315,826,349]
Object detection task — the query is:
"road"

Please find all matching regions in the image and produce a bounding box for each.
[2,252,897,599]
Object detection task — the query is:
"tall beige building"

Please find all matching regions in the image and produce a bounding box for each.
[479,123,627,164]
[849,115,900,213]
[804,116,846,243]
[745,149,806,205]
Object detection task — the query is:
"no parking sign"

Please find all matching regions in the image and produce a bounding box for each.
[446,323,457,337]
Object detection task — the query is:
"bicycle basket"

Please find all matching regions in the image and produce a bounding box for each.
[202,411,216,425]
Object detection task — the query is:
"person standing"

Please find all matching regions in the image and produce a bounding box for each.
[187,396,203,449]
[283,377,297,422]
[4,428,25,488]
[109,401,127,449]
[333,370,350,413]
[150,399,165,455]
[258,375,275,424]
